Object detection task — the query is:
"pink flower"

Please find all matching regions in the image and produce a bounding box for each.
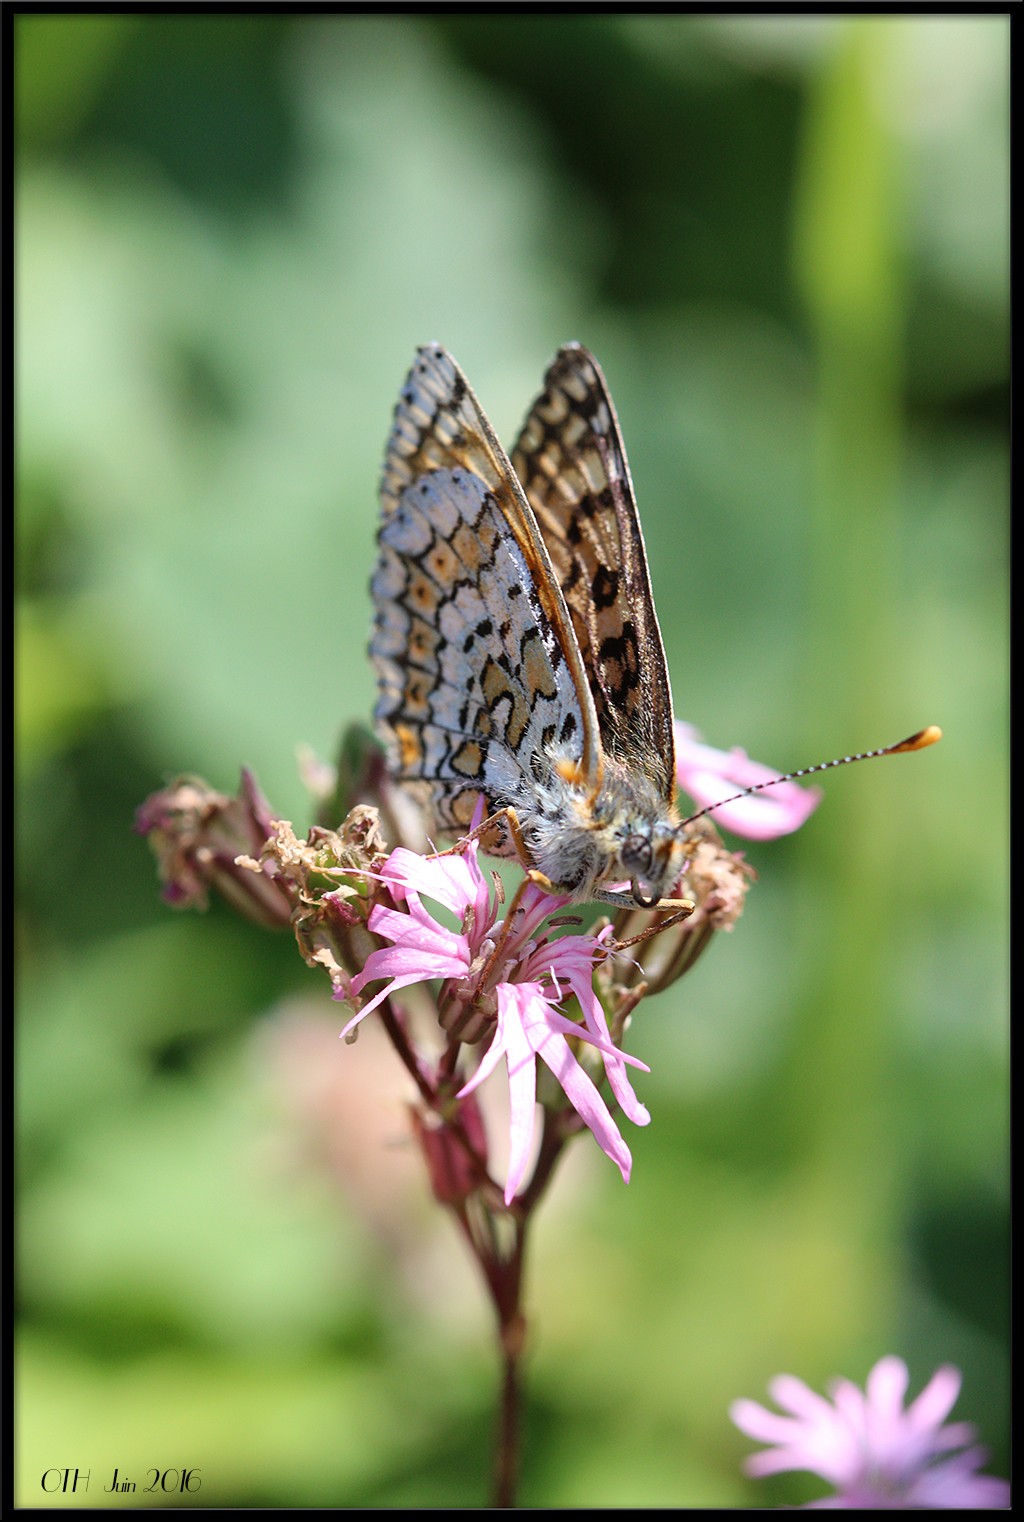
[730,1356,1010,1508]
[337,844,649,1204]
[674,721,821,840]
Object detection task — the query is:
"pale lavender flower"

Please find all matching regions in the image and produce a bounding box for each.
[730,1356,1010,1508]
[337,843,649,1204]
[674,721,821,840]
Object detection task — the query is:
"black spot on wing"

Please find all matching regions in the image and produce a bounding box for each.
[591,564,619,610]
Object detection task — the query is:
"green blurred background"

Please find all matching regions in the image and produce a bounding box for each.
[15,14,1008,1508]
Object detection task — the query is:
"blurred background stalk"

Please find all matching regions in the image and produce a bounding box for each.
[788,21,909,1249]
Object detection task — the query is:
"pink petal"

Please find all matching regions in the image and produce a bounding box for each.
[523,927,651,1125]
[339,937,471,1034]
[569,971,650,1124]
[864,1354,910,1419]
[382,844,492,926]
[362,903,467,962]
[729,1397,805,1447]
[337,975,410,1034]
[457,1029,509,1099]
[515,877,572,933]
[731,1358,1010,1507]
[352,942,468,989]
[830,1376,871,1445]
[519,992,633,1185]
[732,1377,862,1485]
[534,1000,649,1075]
[495,984,541,1203]
[674,721,822,839]
[456,984,542,1205]
[904,1362,963,1434]
[459,979,640,1204]
[340,887,474,1036]
[768,1373,842,1424]
[349,906,470,998]
[906,1447,1012,1508]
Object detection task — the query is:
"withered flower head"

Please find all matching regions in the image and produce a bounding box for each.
[601,819,755,1009]
[135,769,293,929]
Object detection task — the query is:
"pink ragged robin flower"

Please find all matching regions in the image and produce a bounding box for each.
[335,842,650,1204]
[674,721,822,840]
[730,1356,1010,1508]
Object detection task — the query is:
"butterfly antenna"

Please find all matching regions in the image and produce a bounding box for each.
[681,726,942,828]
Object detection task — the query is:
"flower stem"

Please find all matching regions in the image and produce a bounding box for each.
[490,1221,527,1509]
[493,1302,526,1509]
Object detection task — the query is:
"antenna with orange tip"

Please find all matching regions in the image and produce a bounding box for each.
[683,726,942,829]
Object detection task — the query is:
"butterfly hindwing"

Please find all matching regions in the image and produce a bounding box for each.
[511,344,677,802]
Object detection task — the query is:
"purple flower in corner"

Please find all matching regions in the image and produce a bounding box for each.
[337,842,650,1205]
[674,721,821,840]
[730,1356,1009,1508]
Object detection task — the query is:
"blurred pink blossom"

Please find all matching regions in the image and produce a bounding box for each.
[674,721,822,840]
[730,1356,1009,1508]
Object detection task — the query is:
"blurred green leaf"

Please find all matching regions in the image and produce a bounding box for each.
[16,14,135,150]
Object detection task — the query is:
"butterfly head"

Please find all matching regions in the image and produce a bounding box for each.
[618,823,687,909]
[581,760,689,908]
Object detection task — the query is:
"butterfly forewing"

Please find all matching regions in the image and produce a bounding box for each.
[372,346,602,843]
[511,344,677,802]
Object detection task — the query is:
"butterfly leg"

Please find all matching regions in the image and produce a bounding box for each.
[431,809,694,913]
[467,869,578,1013]
[591,886,695,914]
[609,904,696,947]
[429,805,554,883]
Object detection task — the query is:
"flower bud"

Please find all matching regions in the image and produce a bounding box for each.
[135,770,294,929]
[410,1089,490,1206]
[252,810,393,991]
[606,820,754,998]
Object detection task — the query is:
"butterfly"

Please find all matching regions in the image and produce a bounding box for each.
[369,342,695,911]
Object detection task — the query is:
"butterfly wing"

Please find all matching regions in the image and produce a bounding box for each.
[372,345,603,841]
[511,344,677,803]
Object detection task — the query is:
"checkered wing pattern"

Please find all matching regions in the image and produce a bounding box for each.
[511,344,677,802]
[371,345,602,843]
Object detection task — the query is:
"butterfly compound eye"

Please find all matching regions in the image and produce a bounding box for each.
[621,833,653,878]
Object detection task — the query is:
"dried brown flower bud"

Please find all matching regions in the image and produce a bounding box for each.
[135,770,294,929]
[603,820,755,1001]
